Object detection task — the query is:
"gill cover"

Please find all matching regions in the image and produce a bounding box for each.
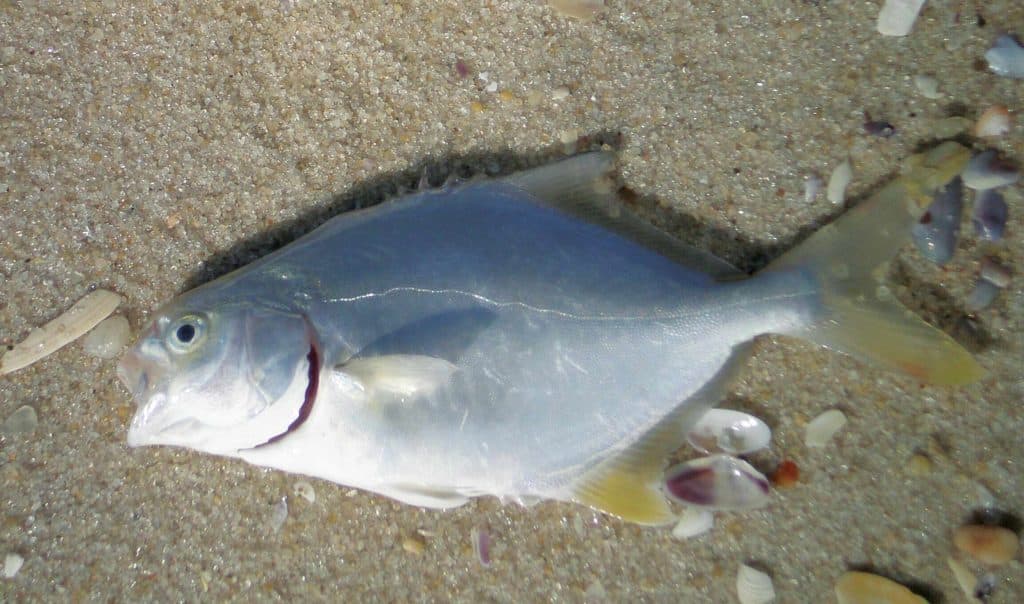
[121,305,316,455]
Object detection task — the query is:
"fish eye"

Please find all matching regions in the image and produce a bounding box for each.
[167,315,206,352]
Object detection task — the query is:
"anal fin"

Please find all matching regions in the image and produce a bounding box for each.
[570,343,754,525]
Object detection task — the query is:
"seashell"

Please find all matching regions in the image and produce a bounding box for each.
[965,278,1001,312]
[912,74,940,99]
[834,571,927,604]
[82,315,131,359]
[293,480,316,503]
[547,0,605,22]
[805,409,848,448]
[984,34,1024,79]
[804,173,823,203]
[972,189,1008,241]
[3,553,24,579]
[876,0,925,37]
[827,159,853,205]
[736,564,775,604]
[269,497,288,532]
[687,409,771,456]
[471,527,491,567]
[946,557,977,600]
[962,150,1020,191]
[1,289,122,374]
[664,455,770,511]
[953,524,1020,566]
[671,508,714,539]
[980,257,1011,288]
[912,177,962,265]
[974,106,1011,138]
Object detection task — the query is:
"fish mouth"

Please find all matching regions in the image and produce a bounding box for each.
[252,344,320,448]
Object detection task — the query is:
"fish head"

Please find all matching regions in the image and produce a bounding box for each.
[118,299,318,456]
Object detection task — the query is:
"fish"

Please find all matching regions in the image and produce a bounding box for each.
[118,142,983,525]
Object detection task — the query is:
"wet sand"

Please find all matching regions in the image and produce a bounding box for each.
[1,2,1021,601]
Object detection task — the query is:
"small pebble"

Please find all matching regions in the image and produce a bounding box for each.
[876,0,926,37]
[834,571,927,604]
[551,86,570,101]
[972,189,1008,241]
[82,315,131,359]
[984,34,1024,79]
[953,525,1019,566]
[906,453,932,476]
[962,150,1020,191]
[3,553,23,579]
[827,159,853,205]
[912,74,941,99]
[974,106,1011,138]
[771,460,800,488]
[401,535,426,555]
[1,405,38,436]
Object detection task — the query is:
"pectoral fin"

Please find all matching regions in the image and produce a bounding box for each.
[337,354,458,400]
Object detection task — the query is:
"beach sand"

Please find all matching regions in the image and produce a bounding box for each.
[1,1,1021,601]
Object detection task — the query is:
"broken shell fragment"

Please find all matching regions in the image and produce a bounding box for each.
[0,289,122,374]
[974,106,1011,138]
[953,524,1020,566]
[1,405,38,436]
[664,455,770,511]
[736,564,775,604]
[962,150,1020,191]
[82,315,131,359]
[834,571,927,604]
[972,189,1008,241]
[3,553,24,579]
[471,527,491,567]
[805,409,848,448]
[876,0,925,37]
[547,0,604,22]
[965,279,1000,312]
[984,34,1024,79]
[912,177,962,265]
[827,159,853,205]
[912,74,940,99]
[980,257,1011,288]
[946,557,977,600]
[671,507,714,539]
[293,480,316,503]
[687,409,771,456]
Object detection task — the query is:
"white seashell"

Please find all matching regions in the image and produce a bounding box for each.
[664,455,771,511]
[671,508,715,539]
[946,557,977,600]
[1,289,122,374]
[805,409,847,448]
[962,150,1020,191]
[687,409,771,456]
[82,315,131,359]
[974,106,1011,138]
[912,74,941,99]
[876,0,925,37]
[736,564,775,604]
[3,553,24,578]
[827,159,853,205]
[803,173,823,203]
[294,480,316,503]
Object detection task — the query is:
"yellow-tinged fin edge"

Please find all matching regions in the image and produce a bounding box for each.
[766,142,984,385]
[570,344,754,525]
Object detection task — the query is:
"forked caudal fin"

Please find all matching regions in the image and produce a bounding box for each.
[764,141,984,385]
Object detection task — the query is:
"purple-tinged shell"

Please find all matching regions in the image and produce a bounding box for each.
[962,150,1020,191]
[966,279,1001,312]
[664,454,770,511]
[973,190,1008,241]
[912,177,962,265]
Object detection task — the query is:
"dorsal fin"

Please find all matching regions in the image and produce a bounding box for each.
[499,153,744,279]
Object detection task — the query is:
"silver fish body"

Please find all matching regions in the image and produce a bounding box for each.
[120,147,981,524]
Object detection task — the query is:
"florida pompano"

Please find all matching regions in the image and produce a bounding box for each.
[118,143,981,524]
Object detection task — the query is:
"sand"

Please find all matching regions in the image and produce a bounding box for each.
[1,1,1022,601]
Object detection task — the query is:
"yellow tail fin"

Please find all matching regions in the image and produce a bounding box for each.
[766,142,984,386]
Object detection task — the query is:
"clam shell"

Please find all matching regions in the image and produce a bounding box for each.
[835,571,927,604]
[687,409,771,456]
[985,34,1024,79]
[664,455,771,511]
[736,564,775,604]
[972,189,1008,241]
[671,508,714,540]
[962,150,1020,191]
[912,177,962,265]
